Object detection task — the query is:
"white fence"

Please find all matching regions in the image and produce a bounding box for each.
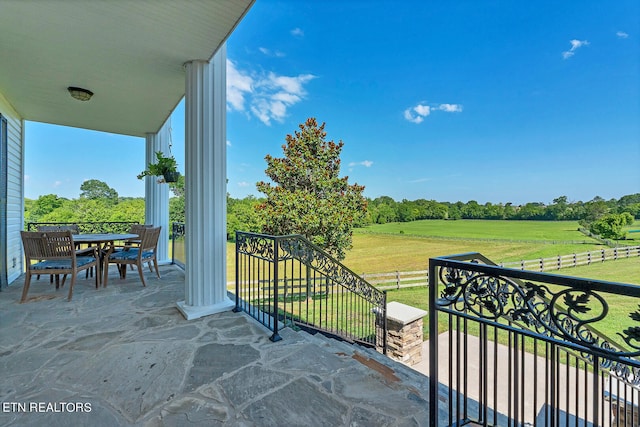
[498,245,640,272]
[358,245,640,290]
[361,270,429,290]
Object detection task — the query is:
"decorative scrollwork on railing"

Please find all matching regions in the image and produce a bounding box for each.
[437,264,640,359]
[236,232,275,260]
[171,222,185,239]
[278,236,385,306]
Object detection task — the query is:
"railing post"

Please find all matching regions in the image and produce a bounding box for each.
[382,290,388,355]
[233,231,241,313]
[270,236,282,342]
[428,258,438,427]
[171,222,175,265]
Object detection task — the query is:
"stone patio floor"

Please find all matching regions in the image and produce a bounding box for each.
[0,264,435,426]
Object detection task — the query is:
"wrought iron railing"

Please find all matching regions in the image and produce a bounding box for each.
[429,252,640,426]
[171,222,185,268]
[27,221,139,234]
[235,231,387,351]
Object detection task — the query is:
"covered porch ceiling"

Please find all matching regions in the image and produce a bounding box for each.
[0,0,254,137]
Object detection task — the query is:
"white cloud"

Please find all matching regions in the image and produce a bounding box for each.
[226,140,232,146]
[259,47,285,57]
[348,160,374,168]
[404,104,429,124]
[616,31,629,39]
[53,181,62,188]
[227,60,253,111]
[291,28,304,37]
[414,104,431,116]
[227,60,316,125]
[562,39,589,59]
[404,102,462,123]
[408,178,430,183]
[237,181,250,187]
[438,103,463,113]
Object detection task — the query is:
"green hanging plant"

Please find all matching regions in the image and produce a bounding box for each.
[137,151,179,183]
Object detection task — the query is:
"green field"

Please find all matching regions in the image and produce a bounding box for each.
[346,219,639,275]
[361,219,593,242]
[343,232,607,274]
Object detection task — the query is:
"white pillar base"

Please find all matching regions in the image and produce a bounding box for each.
[176,297,235,320]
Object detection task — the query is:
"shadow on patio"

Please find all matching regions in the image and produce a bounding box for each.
[0,265,432,426]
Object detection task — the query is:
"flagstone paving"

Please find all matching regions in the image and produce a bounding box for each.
[0,265,434,426]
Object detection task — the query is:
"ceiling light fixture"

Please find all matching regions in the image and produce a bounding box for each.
[67,86,94,101]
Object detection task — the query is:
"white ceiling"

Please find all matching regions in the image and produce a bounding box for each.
[0,0,254,137]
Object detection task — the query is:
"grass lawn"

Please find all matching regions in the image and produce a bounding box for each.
[361,219,594,241]
[343,232,608,274]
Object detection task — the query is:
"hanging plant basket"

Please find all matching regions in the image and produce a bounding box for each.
[163,171,180,183]
[137,151,179,184]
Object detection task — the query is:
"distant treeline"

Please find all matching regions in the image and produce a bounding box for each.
[24,180,639,237]
[226,193,640,238]
[364,194,640,224]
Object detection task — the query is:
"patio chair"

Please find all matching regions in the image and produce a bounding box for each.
[120,224,153,271]
[104,226,161,287]
[20,231,99,302]
[36,224,94,281]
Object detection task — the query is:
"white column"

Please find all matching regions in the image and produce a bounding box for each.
[177,44,233,320]
[144,120,170,264]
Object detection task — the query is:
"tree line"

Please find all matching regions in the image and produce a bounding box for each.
[365,194,640,223]
[25,180,639,240]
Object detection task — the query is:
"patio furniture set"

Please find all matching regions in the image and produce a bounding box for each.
[19,224,161,302]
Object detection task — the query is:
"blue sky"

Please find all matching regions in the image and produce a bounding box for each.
[25,0,639,205]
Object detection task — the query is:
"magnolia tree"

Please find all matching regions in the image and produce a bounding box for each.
[256,118,367,260]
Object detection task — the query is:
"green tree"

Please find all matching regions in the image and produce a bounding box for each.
[108,199,144,223]
[27,194,66,222]
[589,212,635,240]
[461,200,483,219]
[227,195,263,239]
[256,118,367,260]
[80,179,118,204]
[169,196,185,224]
[579,196,610,227]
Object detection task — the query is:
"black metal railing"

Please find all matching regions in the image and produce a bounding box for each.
[235,231,387,351]
[429,252,640,426]
[171,222,185,268]
[27,221,139,234]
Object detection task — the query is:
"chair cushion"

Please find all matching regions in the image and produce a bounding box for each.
[31,257,95,270]
[109,248,155,261]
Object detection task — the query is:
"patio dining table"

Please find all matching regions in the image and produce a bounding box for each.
[72,233,138,285]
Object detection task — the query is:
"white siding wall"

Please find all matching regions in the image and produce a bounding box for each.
[0,92,24,284]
